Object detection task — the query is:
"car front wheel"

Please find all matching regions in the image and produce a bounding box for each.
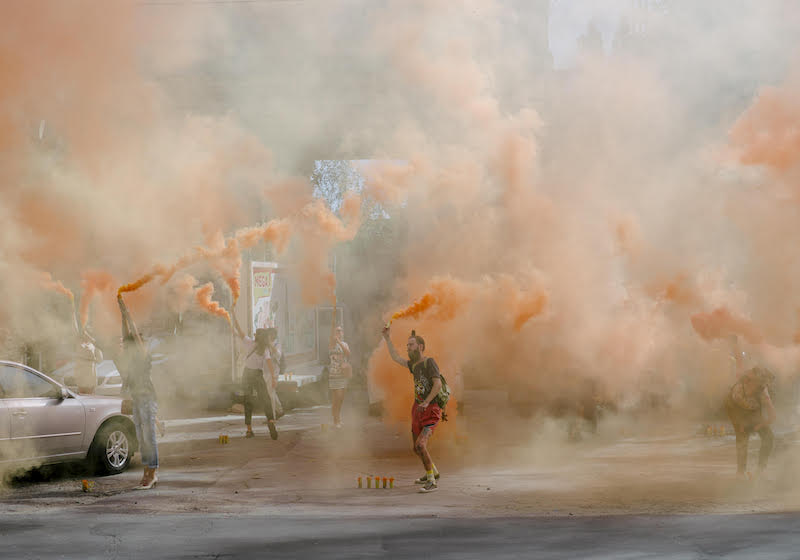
[91,422,133,475]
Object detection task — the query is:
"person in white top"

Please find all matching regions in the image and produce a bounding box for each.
[75,329,103,394]
[233,317,278,440]
[328,325,351,428]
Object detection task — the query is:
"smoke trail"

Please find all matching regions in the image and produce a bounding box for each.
[194,282,230,324]
[79,269,114,328]
[390,275,548,334]
[389,277,471,323]
[167,274,197,315]
[40,272,74,302]
[118,191,359,307]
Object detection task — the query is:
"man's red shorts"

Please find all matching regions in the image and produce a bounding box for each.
[411,402,443,439]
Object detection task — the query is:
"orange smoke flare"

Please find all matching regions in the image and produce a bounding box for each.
[389,277,471,323]
[391,293,436,322]
[117,273,155,297]
[117,250,205,297]
[690,307,763,345]
[194,282,230,323]
[79,269,114,328]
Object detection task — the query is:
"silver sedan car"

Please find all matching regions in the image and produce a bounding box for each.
[0,360,138,475]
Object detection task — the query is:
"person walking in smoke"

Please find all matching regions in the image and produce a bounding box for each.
[265,327,284,419]
[328,305,352,428]
[382,325,444,493]
[725,366,776,478]
[233,317,278,440]
[117,296,159,489]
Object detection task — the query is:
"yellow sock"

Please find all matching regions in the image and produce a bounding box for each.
[431,464,439,476]
[426,469,435,482]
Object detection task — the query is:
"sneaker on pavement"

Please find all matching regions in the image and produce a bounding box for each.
[418,480,438,493]
[415,473,440,484]
[268,420,278,440]
[245,431,255,439]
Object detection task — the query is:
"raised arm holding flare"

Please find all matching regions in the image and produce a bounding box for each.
[117,295,159,489]
[382,324,407,366]
[233,314,279,440]
[381,323,443,493]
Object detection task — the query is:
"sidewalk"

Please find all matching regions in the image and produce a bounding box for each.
[153,404,342,456]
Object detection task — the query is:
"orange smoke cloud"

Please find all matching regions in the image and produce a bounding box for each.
[167,274,197,314]
[730,84,800,172]
[235,218,292,251]
[116,193,356,310]
[296,196,362,241]
[40,272,74,302]
[358,160,416,205]
[199,234,242,305]
[690,307,763,345]
[194,282,230,323]
[508,289,548,332]
[649,273,702,307]
[79,269,114,328]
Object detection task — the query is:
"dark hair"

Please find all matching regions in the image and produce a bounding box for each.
[254,328,270,349]
[410,329,425,351]
[746,366,774,387]
[265,327,278,342]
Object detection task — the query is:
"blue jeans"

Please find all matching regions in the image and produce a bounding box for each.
[132,397,159,468]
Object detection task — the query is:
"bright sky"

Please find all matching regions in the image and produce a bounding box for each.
[548,0,629,69]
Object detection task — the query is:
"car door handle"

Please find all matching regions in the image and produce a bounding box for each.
[12,411,27,417]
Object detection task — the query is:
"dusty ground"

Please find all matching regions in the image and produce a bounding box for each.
[3,389,800,519]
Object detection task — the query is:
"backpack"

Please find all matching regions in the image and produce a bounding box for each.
[412,357,451,409]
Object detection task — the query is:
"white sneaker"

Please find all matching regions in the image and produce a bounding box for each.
[418,480,438,493]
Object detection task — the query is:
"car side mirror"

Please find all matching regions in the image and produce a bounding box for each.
[57,387,69,400]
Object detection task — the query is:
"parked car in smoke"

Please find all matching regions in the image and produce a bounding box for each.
[0,360,137,475]
[52,359,123,396]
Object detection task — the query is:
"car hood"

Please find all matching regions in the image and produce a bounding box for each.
[69,393,125,409]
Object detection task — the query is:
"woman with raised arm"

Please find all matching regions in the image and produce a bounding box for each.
[117,296,159,489]
[233,316,278,440]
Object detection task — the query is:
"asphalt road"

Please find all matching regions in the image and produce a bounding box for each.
[2,512,800,559]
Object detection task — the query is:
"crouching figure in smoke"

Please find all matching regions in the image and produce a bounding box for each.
[117,296,159,489]
[382,325,444,493]
[725,366,776,478]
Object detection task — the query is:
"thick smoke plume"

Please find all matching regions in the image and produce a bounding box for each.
[2,0,800,474]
